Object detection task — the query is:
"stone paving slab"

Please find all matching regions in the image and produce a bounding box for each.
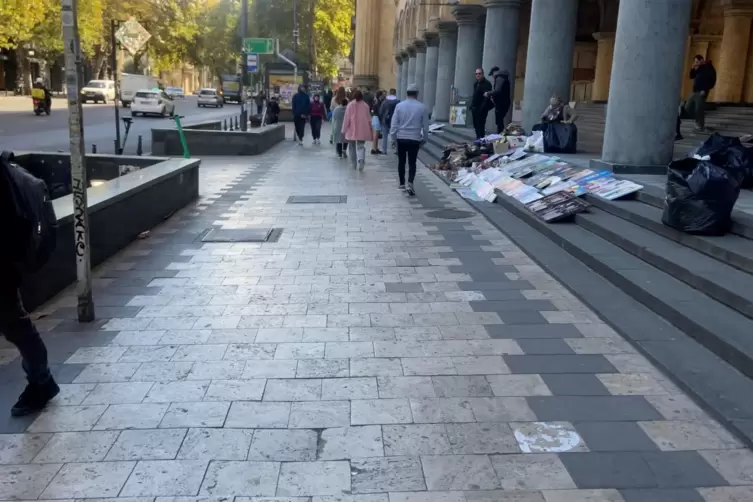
[1,129,752,501]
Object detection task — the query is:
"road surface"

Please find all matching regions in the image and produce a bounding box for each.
[0,95,244,155]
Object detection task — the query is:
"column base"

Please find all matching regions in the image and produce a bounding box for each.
[589,159,668,175]
[352,75,379,89]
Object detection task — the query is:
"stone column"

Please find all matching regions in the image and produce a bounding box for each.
[352,0,380,89]
[591,32,615,102]
[407,46,418,90]
[715,1,753,103]
[521,0,578,133]
[452,5,485,99]
[400,51,409,99]
[423,32,440,117]
[598,0,692,170]
[482,0,521,126]
[395,55,404,98]
[415,41,427,100]
[435,21,458,122]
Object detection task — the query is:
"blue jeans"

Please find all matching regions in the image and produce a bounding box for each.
[381,124,391,153]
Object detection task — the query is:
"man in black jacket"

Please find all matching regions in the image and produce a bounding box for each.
[471,68,492,139]
[677,55,716,140]
[0,156,59,417]
[485,67,511,134]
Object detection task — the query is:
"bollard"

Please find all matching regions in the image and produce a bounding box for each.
[229,119,234,131]
[235,116,239,130]
[114,139,121,155]
[136,135,143,156]
[92,144,97,154]
[223,119,228,131]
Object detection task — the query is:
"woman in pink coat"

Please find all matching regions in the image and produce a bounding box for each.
[341,89,373,170]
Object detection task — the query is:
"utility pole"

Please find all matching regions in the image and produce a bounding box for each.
[293,0,299,56]
[308,0,315,74]
[110,20,121,153]
[240,0,248,131]
[61,0,95,322]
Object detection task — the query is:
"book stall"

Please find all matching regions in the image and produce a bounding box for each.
[430,127,643,223]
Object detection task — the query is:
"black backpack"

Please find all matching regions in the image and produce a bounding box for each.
[0,151,58,273]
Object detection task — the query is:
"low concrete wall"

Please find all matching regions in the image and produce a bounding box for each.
[151,124,285,156]
[20,157,200,311]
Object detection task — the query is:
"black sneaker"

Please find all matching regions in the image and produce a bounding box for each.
[675,133,684,141]
[11,377,60,417]
[406,183,415,196]
[371,149,378,155]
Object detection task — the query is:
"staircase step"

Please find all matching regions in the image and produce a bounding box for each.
[492,192,753,382]
[583,195,753,273]
[575,208,753,319]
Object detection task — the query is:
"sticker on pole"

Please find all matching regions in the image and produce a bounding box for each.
[115,18,151,56]
[247,53,259,73]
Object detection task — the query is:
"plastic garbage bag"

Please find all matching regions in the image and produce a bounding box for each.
[524,131,545,153]
[542,123,578,154]
[661,157,744,235]
[691,133,753,188]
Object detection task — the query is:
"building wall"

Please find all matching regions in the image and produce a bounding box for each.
[377,0,397,90]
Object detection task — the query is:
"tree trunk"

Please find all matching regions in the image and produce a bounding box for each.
[15,47,29,95]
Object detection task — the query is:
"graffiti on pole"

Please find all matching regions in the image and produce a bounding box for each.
[72,178,86,257]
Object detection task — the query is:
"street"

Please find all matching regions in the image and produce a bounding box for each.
[0,95,244,155]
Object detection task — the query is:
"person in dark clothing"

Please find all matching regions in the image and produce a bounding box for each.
[470,68,492,139]
[323,88,333,114]
[485,67,511,134]
[267,95,280,124]
[32,77,51,113]
[310,94,326,144]
[0,157,59,417]
[291,85,311,145]
[676,55,716,140]
[254,91,265,115]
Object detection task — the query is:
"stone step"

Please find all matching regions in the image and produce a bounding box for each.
[575,207,753,320]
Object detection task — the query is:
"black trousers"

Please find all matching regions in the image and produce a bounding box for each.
[472,108,489,139]
[495,106,509,134]
[293,116,306,141]
[397,139,421,185]
[310,116,322,139]
[0,275,50,384]
[336,143,348,156]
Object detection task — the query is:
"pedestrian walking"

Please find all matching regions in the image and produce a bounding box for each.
[370,107,383,155]
[389,83,428,196]
[292,85,311,145]
[676,54,716,140]
[485,67,511,134]
[379,88,399,154]
[342,89,373,171]
[0,151,59,416]
[310,94,326,144]
[332,98,349,159]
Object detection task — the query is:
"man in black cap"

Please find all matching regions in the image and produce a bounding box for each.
[485,66,512,134]
[471,67,492,139]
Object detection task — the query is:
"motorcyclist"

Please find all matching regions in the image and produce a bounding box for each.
[32,77,51,113]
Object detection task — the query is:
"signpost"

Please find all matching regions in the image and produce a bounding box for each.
[243,38,275,54]
[247,53,259,73]
[61,0,94,322]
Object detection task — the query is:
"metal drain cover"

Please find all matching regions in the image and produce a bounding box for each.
[201,228,282,243]
[287,195,347,204]
[425,209,475,219]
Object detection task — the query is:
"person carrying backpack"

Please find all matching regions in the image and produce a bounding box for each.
[0,151,59,416]
[379,88,400,154]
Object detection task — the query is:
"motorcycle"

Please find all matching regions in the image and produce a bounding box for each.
[31,88,50,116]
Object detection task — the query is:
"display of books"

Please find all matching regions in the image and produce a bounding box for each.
[590,179,643,200]
[525,191,589,222]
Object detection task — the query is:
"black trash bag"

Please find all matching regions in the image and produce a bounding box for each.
[661,157,744,235]
[532,123,578,153]
[691,133,753,189]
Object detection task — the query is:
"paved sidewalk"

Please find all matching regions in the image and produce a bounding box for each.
[1,129,752,502]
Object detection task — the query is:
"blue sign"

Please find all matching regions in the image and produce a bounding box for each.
[246,53,259,73]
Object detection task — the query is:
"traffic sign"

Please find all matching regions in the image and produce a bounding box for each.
[243,38,275,55]
[115,18,151,56]
[247,53,259,73]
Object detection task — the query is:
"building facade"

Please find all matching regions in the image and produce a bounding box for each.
[352,0,753,169]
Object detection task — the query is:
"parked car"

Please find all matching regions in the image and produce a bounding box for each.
[166,86,185,99]
[80,80,116,104]
[197,88,224,108]
[130,89,176,117]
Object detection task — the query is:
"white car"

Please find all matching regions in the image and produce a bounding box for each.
[197,88,224,108]
[80,80,116,104]
[130,89,176,117]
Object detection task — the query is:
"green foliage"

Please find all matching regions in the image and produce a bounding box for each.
[0,0,49,48]
[187,0,241,78]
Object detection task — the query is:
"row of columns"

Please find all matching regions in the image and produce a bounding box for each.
[389,0,746,169]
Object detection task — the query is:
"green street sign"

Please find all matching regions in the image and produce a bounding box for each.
[243,38,275,55]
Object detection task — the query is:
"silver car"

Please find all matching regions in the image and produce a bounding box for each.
[197,88,223,108]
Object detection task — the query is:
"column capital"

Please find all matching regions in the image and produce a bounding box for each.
[721,0,753,17]
[400,50,409,59]
[395,54,403,64]
[592,31,615,42]
[437,20,458,35]
[452,5,485,25]
[414,40,427,53]
[406,46,417,57]
[484,0,521,9]
[425,32,440,47]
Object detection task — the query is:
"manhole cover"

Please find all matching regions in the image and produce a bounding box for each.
[287,195,347,204]
[425,209,475,219]
[201,228,282,243]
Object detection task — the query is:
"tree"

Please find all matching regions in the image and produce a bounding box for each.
[187,0,241,79]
